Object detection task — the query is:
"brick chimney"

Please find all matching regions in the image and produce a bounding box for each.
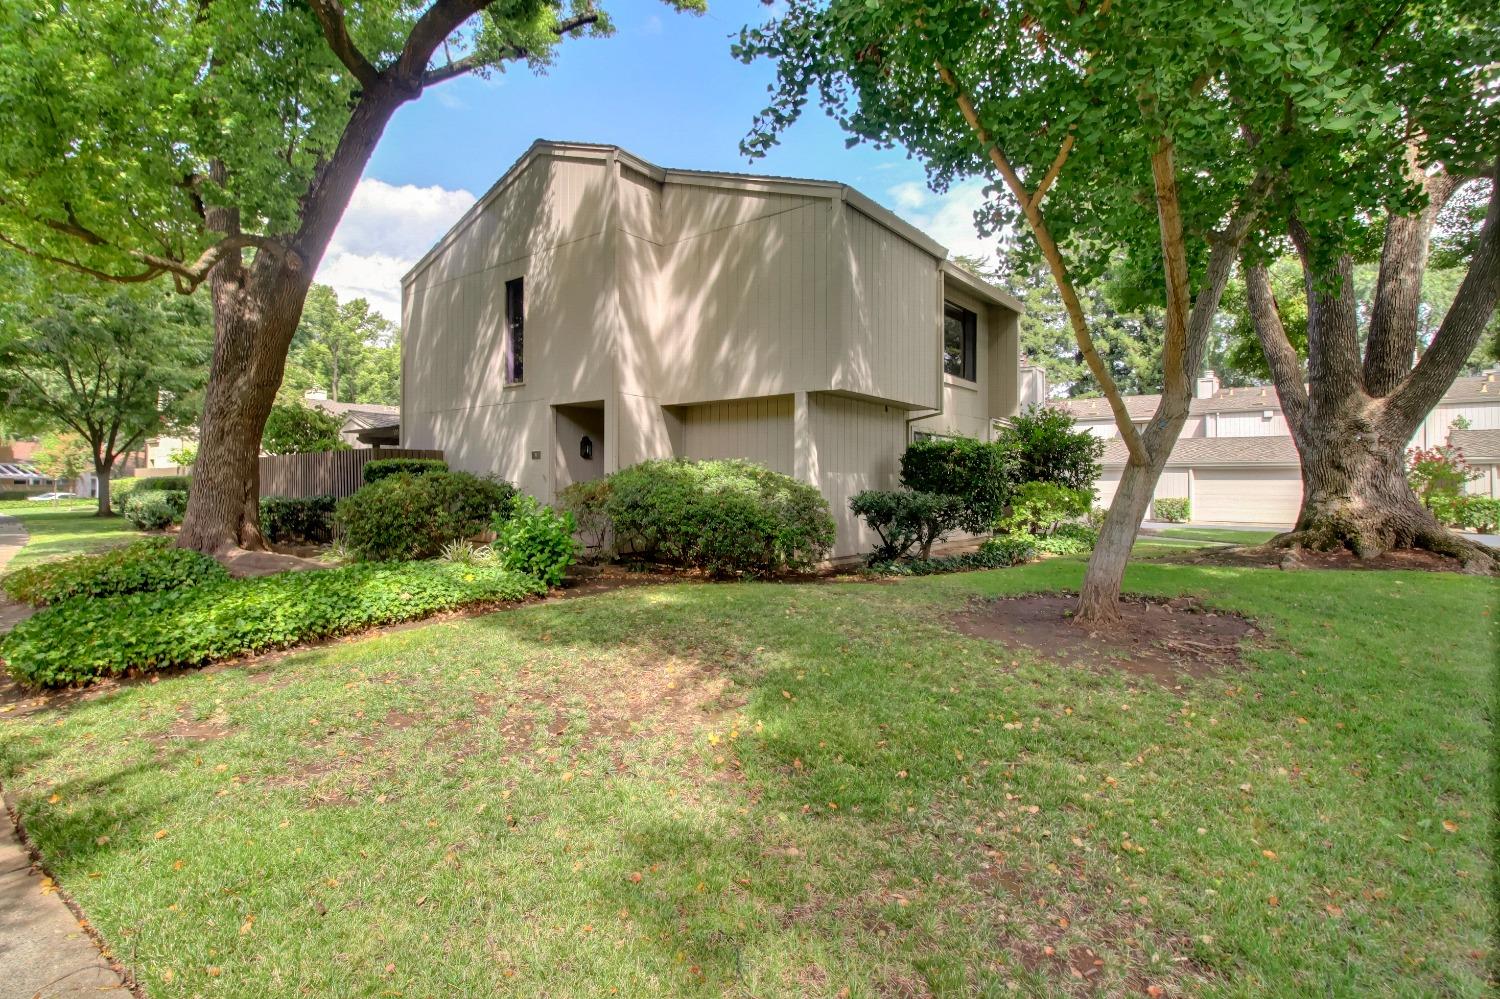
[1195,370,1220,400]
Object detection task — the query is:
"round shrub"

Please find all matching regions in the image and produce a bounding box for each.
[995,404,1105,492]
[259,495,336,544]
[362,458,449,484]
[491,495,577,586]
[605,459,835,576]
[899,436,1016,533]
[1,537,228,607]
[849,489,964,561]
[123,489,188,529]
[334,471,517,561]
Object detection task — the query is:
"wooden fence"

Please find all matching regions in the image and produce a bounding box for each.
[259,448,444,499]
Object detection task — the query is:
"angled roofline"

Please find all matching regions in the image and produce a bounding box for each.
[400,140,1013,298]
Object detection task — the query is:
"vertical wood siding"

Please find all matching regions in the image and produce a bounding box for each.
[679,396,794,474]
[807,393,907,556]
[836,209,939,409]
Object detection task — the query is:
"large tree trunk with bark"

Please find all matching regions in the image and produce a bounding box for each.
[1246,158,1500,569]
[1077,457,1159,619]
[93,454,112,517]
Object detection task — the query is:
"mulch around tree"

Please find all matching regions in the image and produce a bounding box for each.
[951,593,1257,687]
[1173,544,1476,573]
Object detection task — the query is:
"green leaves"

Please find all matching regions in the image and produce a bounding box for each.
[0,537,227,607]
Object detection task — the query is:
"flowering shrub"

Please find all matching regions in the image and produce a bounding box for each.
[1407,445,1478,524]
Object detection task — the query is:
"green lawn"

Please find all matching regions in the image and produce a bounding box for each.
[0,559,1492,997]
[0,499,145,570]
[1152,526,1281,546]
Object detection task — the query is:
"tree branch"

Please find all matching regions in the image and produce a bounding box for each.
[936,60,1148,467]
[1029,134,1074,213]
[420,11,601,86]
[1244,260,1309,441]
[1386,159,1500,433]
[308,0,380,90]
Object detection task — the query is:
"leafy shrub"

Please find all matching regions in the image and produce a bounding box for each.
[866,535,1036,576]
[1407,444,1477,518]
[110,475,191,513]
[1,537,228,607]
[849,489,964,561]
[335,471,517,561]
[996,405,1104,491]
[605,459,835,576]
[558,479,612,557]
[1,562,544,688]
[1030,523,1098,555]
[899,436,1016,533]
[1153,497,1190,523]
[491,495,577,586]
[1459,496,1500,533]
[998,482,1093,536]
[259,495,336,544]
[262,402,350,455]
[362,458,448,484]
[124,489,188,529]
[1087,505,1109,530]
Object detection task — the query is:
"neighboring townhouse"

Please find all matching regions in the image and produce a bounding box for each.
[300,393,402,449]
[1057,368,1500,524]
[400,141,1025,557]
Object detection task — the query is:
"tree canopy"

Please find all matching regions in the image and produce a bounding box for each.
[281,285,401,406]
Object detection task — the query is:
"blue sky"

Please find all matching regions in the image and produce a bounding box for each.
[318,0,996,318]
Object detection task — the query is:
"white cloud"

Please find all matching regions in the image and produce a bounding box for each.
[883,178,1005,264]
[315,178,476,320]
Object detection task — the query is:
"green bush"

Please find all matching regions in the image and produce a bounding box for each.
[110,475,191,513]
[899,436,1016,533]
[1030,523,1098,555]
[558,479,612,557]
[1,537,228,607]
[867,535,1035,576]
[1,562,544,688]
[998,482,1093,536]
[262,403,350,455]
[849,489,964,561]
[491,496,577,586]
[123,489,188,529]
[1458,496,1500,533]
[1153,497,1191,523]
[259,495,337,544]
[335,471,517,561]
[995,404,1105,492]
[362,458,449,484]
[605,459,835,576]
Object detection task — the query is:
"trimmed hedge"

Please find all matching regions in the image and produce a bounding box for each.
[110,475,191,513]
[867,535,1036,576]
[1153,497,1190,523]
[362,458,448,484]
[899,436,1016,533]
[260,495,336,544]
[605,459,835,576]
[123,489,188,529]
[0,537,228,607]
[1,562,545,687]
[335,471,517,561]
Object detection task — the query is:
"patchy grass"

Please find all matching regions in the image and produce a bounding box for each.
[0,499,144,570]
[0,561,1493,997]
[1152,527,1281,546]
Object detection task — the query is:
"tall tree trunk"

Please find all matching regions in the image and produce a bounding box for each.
[176,82,406,554]
[1247,160,1500,569]
[93,454,112,517]
[1077,456,1158,619]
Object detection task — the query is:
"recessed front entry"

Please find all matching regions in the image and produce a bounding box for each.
[554,402,605,492]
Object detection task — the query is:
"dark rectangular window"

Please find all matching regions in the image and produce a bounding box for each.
[943,301,977,381]
[504,277,524,384]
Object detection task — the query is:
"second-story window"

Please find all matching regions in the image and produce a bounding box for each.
[943,301,977,381]
[505,277,524,384]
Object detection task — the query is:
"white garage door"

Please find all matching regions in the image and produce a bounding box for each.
[1095,469,1122,510]
[1193,468,1302,524]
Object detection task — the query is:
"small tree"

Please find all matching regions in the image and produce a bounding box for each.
[0,287,210,514]
[898,436,1015,533]
[31,432,88,493]
[261,404,351,456]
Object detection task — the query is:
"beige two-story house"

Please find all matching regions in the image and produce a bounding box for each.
[400,141,1025,557]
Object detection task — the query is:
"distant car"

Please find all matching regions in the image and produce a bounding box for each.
[27,492,79,502]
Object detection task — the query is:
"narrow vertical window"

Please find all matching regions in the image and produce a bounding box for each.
[505,276,525,384]
[943,301,977,381]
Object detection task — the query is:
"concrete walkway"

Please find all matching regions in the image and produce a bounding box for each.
[0,514,132,998]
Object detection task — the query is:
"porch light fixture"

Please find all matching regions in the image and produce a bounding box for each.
[580,436,594,460]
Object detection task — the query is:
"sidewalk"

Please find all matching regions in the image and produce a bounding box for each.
[0,514,133,998]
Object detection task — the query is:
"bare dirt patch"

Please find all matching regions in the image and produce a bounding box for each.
[1176,544,1474,573]
[952,593,1256,686]
[218,548,329,578]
